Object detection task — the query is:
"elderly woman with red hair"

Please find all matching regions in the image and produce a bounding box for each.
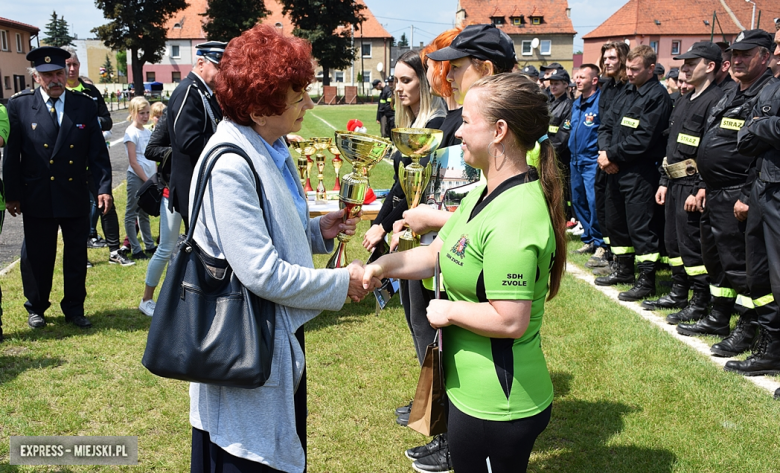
[187,24,370,473]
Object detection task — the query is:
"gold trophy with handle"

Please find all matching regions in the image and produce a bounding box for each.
[311,137,332,204]
[326,131,394,269]
[289,140,316,191]
[392,128,444,251]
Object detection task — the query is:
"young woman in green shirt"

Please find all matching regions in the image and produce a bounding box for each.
[364,74,566,472]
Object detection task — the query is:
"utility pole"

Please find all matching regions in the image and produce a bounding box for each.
[411,25,414,50]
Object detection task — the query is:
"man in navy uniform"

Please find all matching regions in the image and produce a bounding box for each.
[167,41,225,228]
[4,47,113,329]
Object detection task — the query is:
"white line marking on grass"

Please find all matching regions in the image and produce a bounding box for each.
[566,262,780,397]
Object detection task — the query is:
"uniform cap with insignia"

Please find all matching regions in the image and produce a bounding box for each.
[547,69,570,83]
[27,46,70,72]
[521,65,540,78]
[539,62,563,72]
[196,41,228,65]
[727,29,774,51]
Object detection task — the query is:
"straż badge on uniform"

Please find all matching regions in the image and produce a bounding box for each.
[31,123,37,130]
[76,124,85,129]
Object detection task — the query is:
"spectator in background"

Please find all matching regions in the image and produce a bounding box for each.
[150,102,165,129]
[569,64,604,257]
[374,78,395,138]
[521,64,543,89]
[140,104,175,317]
[666,68,681,102]
[715,42,737,92]
[123,97,156,261]
[0,103,8,341]
[546,69,573,223]
[679,79,693,95]
[654,63,665,81]
[167,41,226,230]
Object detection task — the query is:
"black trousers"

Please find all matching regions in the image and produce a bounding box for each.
[605,164,662,272]
[665,177,708,293]
[700,186,748,303]
[89,191,121,251]
[595,167,609,247]
[399,279,437,366]
[21,214,89,318]
[746,180,780,334]
[448,400,551,473]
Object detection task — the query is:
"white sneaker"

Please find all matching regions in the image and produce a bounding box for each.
[570,222,584,236]
[139,299,156,317]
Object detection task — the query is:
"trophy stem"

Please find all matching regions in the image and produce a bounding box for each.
[304,155,314,193]
[398,225,419,252]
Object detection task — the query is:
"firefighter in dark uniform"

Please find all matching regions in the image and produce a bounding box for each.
[373,78,394,138]
[732,60,780,376]
[666,68,681,103]
[715,42,738,93]
[547,69,573,220]
[167,41,225,229]
[595,45,672,302]
[591,41,630,274]
[642,43,726,327]
[3,47,113,329]
[694,30,777,358]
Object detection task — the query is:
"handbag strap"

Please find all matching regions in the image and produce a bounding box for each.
[185,143,266,245]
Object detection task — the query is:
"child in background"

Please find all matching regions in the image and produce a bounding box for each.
[123,97,156,260]
[149,102,165,130]
[0,103,8,341]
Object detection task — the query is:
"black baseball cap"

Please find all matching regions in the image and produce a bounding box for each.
[654,63,665,75]
[540,62,563,72]
[426,24,517,72]
[521,65,539,78]
[674,41,722,62]
[371,79,382,87]
[27,46,70,72]
[196,41,227,64]
[666,68,679,79]
[547,70,570,83]
[727,29,774,51]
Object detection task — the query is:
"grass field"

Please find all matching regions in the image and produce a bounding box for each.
[0,104,779,472]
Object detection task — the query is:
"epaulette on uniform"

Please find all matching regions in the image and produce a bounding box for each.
[69,89,93,100]
[10,89,34,100]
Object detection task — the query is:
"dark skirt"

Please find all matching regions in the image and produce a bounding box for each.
[191,328,308,473]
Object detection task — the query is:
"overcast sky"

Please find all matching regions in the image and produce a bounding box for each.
[4,0,626,52]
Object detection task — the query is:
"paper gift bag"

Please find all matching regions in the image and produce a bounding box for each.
[407,333,447,436]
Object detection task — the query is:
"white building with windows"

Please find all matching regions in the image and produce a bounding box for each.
[456,0,576,72]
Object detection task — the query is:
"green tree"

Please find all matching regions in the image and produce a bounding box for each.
[42,11,75,47]
[92,0,187,96]
[397,32,409,48]
[115,50,127,78]
[202,0,269,42]
[99,54,115,83]
[279,0,365,87]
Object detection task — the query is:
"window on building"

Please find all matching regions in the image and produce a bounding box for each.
[146,71,156,82]
[362,70,371,83]
[650,41,658,53]
[362,43,371,58]
[171,45,180,58]
[335,71,344,83]
[511,16,524,26]
[491,17,504,26]
[16,33,23,53]
[172,71,181,83]
[521,40,532,56]
[540,40,552,55]
[671,40,681,55]
[531,17,542,25]
[4,76,10,89]
[0,31,7,51]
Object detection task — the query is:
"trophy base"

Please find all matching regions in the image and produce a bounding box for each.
[398,230,419,252]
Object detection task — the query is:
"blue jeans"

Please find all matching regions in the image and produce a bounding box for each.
[145,196,182,288]
[570,159,604,247]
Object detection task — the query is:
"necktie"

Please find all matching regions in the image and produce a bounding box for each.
[48,98,59,131]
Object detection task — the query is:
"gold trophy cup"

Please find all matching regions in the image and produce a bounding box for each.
[391,128,444,251]
[326,131,394,269]
[311,137,332,204]
[289,140,316,192]
[329,145,343,192]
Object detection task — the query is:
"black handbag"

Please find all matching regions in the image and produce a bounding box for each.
[136,172,165,217]
[141,143,275,389]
